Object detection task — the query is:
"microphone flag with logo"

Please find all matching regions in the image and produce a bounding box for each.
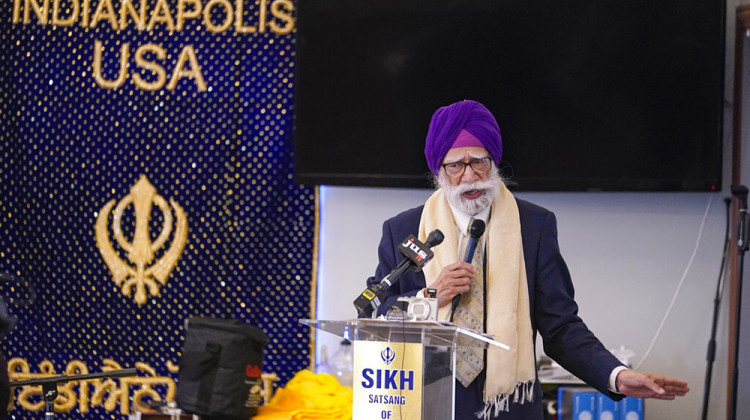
[354,230,444,318]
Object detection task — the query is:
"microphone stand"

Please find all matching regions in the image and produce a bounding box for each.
[9,368,137,419]
[730,185,749,420]
[700,198,731,420]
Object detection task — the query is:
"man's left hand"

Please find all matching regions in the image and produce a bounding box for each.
[615,370,689,400]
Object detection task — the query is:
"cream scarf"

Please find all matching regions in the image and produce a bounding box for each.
[418,183,536,418]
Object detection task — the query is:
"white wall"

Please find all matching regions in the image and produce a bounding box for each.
[314,186,433,356]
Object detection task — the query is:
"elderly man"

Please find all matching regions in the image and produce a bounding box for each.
[365,100,689,419]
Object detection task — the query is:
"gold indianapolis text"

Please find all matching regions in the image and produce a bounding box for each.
[8,358,280,415]
[10,0,295,91]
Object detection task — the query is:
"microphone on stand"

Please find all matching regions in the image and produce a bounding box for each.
[354,229,444,318]
[732,184,748,252]
[450,219,486,322]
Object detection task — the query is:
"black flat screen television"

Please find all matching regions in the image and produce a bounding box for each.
[294,0,725,191]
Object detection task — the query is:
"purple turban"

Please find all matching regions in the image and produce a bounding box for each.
[424,100,502,175]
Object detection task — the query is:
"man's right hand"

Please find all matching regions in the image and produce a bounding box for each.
[430,262,475,307]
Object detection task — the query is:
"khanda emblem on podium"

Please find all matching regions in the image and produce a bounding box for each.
[381,347,396,366]
[95,175,188,305]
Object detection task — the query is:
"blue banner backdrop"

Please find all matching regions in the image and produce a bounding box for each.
[0,0,313,418]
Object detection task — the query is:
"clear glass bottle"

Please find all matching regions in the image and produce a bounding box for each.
[327,339,353,386]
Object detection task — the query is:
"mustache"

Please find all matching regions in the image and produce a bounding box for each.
[452,178,497,195]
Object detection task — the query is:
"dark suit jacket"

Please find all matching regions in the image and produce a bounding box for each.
[366,198,625,420]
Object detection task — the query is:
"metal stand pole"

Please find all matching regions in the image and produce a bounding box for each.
[9,368,137,419]
[729,185,748,420]
[700,198,731,420]
[42,382,56,420]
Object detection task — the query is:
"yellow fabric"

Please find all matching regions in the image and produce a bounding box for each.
[418,183,535,415]
[253,370,352,420]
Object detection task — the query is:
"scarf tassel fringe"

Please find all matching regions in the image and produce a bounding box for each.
[475,380,535,420]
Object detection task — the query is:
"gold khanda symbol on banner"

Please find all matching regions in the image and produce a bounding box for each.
[95,176,188,305]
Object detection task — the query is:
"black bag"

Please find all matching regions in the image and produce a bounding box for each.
[176,316,268,420]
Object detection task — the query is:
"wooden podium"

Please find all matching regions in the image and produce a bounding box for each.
[301,319,508,420]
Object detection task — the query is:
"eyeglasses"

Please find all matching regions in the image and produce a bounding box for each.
[441,156,493,178]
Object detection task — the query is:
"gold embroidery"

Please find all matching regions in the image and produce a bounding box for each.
[9,358,176,414]
[95,175,188,305]
[9,358,278,414]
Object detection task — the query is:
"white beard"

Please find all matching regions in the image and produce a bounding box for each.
[437,170,502,216]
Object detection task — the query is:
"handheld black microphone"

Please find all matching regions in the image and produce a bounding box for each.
[450,219,486,321]
[354,229,444,318]
[732,184,749,252]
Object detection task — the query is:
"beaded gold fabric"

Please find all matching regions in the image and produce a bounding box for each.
[0,1,312,417]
